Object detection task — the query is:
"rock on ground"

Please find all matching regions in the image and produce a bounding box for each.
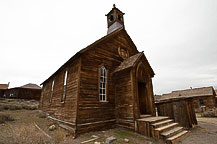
[48,124,56,131]
[105,136,116,143]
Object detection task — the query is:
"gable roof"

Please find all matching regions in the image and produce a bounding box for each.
[106,5,125,16]
[20,83,41,89]
[41,27,143,85]
[0,84,9,90]
[113,52,143,73]
[155,86,215,103]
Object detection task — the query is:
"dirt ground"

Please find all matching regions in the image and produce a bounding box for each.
[1,99,217,144]
[0,110,161,144]
[179,117,217,144]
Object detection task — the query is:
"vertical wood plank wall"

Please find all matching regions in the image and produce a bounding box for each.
[4,88,41,100]
[114,69,134,129]
[156,99,197,128]
[76,33,138,134]
[40,31,156,135]
[40,59,80,128]
[192,96,216,109]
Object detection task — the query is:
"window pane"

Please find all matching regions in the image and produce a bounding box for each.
[100,77,103,83]
[100,68,103,76]
[99,66,107,101]
[64,71,68,85]
[51,80,55,91]
[104,68,106,74]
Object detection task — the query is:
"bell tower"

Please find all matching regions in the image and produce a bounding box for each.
[106,4,125,34]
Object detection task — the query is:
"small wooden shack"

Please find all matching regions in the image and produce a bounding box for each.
[155,96,198,128]
[0,84,9,98]
[155,86,217,128]
[215,90,217,107]
[3,83,41,100]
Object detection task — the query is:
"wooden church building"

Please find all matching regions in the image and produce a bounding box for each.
[40,5,155,135]
[40,6,189,142]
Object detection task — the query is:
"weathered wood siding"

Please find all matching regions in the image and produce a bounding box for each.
[40,30,155,135]
[132,60,155,120]
[115,69,134,129]
[76,33,138,133]
[3,88,41,100]
[156,99,197,128]
[192,96,216,109]
[40,59,80,126]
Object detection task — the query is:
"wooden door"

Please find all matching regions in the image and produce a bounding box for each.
[138,82,149,114]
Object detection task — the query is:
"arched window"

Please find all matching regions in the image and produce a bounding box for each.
[49,80,55,103]
[61,70,68,103]
[99,66,107,101]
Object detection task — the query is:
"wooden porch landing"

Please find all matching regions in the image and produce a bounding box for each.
[136,116,188,144]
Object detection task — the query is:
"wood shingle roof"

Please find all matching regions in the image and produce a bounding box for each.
[0,84,9,90]
[113,52,143,73]
[20,83,41,89]
[155,86,215,103]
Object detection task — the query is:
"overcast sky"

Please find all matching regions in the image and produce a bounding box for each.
[0,0,217,94]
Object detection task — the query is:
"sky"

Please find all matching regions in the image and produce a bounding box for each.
[0,0,217,94]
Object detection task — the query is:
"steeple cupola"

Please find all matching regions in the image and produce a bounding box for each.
[106,4,125,34]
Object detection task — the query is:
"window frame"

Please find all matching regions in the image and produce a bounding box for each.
[99,66,108,102]
[61,70,68,103]
[49,80,55,103]
[199,99,204,106]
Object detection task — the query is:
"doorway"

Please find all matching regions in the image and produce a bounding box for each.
[138,82,149,114]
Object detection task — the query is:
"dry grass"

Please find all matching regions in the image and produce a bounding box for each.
[0,109,162,144]
[0,110,73,144]
[0,113,15,124]
[0,99,161,144]
[0,98,39,111]
[3,124,55,144]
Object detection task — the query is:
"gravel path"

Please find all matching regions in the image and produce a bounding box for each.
[179,117,217,144]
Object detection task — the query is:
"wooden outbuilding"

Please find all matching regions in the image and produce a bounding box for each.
[215,90,217,107]
[155,86,217,128]
[3,83,41,100]
[155,96,198,128]
[0,84,9,98]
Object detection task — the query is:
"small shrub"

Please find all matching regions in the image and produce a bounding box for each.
[23,105,38,110]
[9,105,23,110]
[0,114,15,124]
[0,98,39,111]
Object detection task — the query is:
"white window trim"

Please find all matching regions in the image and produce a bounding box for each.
[61,70,68,103]
[49,80,55,103]
[99,66,107,102]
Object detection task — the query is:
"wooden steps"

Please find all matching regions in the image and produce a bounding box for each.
[136,116,188,144]
[166,130,188,144]
[140,115,152,118]
[154,123,179,138]
[137,116,169,123]
[161,127,183,138]
[155,123,178,132]
[152,119,173,128]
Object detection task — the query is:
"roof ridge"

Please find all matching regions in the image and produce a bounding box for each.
[41,27,125,85]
